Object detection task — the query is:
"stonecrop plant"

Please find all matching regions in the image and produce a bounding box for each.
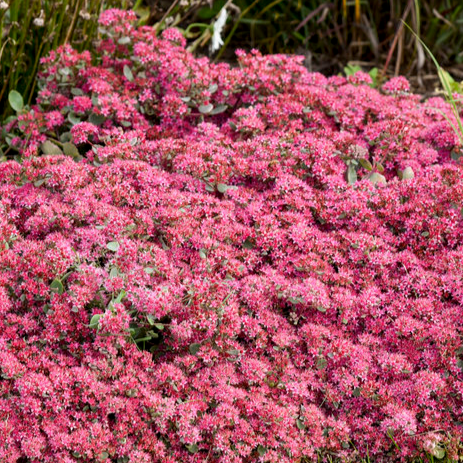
[0,9,463,463]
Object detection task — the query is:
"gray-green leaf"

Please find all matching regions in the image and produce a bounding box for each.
[106,241,120,252]
[433,446,446,459]
[123,65,134,82]
[401,166,414,180]
[189,343,201,355]
[41,140,63,155]
[63,142,79,157]
[368,172,386,185]
[217,183,229,193]
[186,443,199,454]
[8,90,24,112]
[316,356,327,370]
[296,418,306,430]
[210,104,228,115]
[347,163,357,185]
[89,313,102,329]
[199,103,213,114]
[68,112,81,125]
[243,238,254,250]
[50,279,64,295]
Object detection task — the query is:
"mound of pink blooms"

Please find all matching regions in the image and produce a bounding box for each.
[1,9,463,462]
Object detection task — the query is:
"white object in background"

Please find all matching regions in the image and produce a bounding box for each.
[211,7,228,53]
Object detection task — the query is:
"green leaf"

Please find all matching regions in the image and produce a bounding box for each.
[243,238,254,250]
[134,335,151,343]
[451,150,463,161]
[41,140,63,155]
[401,166,414,180]
[199,249,207,259]
[144,267,154,274]
[109,267,119,278]
[189,343,201,355]
[346,163,357,185]
[433,446,446,460]
[368,172,386,185]
[199,103,213,114]
[353,387,361,397]
[186,443,199,454]
[50,279,64,295]
[210,104,228,115]
[71,87,84,96]
[114,290,126,304]
[296,418,306,430]
[154,323,164,330]
[359,158,373,171]
[63,142,79,157]
[208,84,218,94]
[123,65,134,82]
[68,112,81,125]
[217,183,228,193]
[118,36,131,45]
[89,313,102,329]
[197,0,225,20]
[369,67,379,85]
[135,6,150,24]
[89,113,105,126]
[344,64,361,76]
[226,349,240,356]
[316,356,327,370]
[257,445,267,456]
[34,178,46,187]
[8,90,24,112]
[106,241,120,252]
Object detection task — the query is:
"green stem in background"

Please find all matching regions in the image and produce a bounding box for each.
[155,0,180,33]
[25,40,46,105]
[254,0,285,21]
[215,0,263,62]
[403,20,463,144]
[0,0,118,121]
[52,0,71,48]
[65,0,83,44]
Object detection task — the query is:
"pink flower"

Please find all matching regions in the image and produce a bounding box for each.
[71,121,99,144]
[1,9,462,462]
[382,76,410,93]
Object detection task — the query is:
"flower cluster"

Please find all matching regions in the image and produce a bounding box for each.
[1,9,463,462]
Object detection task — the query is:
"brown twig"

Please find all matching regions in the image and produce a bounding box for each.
[295,3,333,32]
[381,0,414,77]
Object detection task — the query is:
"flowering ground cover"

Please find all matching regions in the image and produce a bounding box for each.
[1,9,463,463]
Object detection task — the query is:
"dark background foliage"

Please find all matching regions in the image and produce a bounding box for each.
[2,0,463,122]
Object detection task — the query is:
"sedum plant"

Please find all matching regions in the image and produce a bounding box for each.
[0,9,462,463]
